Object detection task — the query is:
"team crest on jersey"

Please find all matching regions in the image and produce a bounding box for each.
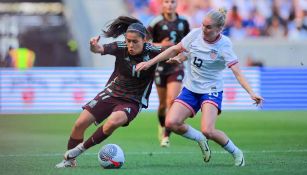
[210,49,218,60]
[162,25,168,30]
[124,107,131,114]
[143,55,150,61]
[177,22,184,31]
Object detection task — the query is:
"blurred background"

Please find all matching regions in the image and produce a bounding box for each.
[0,0,307,114]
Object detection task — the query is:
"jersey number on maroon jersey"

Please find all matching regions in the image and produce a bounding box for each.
[132,65,141,78]
[170,31,177,43]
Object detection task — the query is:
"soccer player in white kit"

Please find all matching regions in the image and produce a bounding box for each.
[136,8,263,166]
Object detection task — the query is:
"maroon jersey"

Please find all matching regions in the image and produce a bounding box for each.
[147,14,190,75]
[102,41,162,108]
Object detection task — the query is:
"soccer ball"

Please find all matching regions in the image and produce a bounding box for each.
[98,144,125,169]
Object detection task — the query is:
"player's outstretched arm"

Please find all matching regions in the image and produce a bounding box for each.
[166,52,188,64]
[136,43,182,71]
[230,64,264,106]
[90,36,104,54]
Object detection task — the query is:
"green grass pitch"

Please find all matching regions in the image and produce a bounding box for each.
[1,111,307,175]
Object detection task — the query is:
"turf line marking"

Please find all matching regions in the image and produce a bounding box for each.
[0,149,307,158]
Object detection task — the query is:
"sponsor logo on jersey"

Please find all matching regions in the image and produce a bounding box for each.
[211,86,217,91]
[210,49,218,60]
[162,25,168,30]
[178,22,184,31]
[143,55,150,61]
[124,107,131,114]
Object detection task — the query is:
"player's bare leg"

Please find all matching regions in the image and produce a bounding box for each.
[166,102,211,162]
[201,103,244,166]
[156,86,167,145]
[160,81,182,147]
[55,110,95,168]
[64,111,128,162]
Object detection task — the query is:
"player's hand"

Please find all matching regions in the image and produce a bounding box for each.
[251,94,264,107]
[166,56,182,64]
[166,53,187,64]
[136,62,152,71]
[90,36,103,53]
[161,37,174,47]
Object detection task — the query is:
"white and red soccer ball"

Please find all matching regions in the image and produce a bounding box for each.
[98,144,125,169]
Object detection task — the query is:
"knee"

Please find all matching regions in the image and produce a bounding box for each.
[165,119,179,131]
[104,120,120,130]
[201,128,215,140]
[103,119,124,134]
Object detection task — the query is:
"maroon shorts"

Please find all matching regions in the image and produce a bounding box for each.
[82,92,141,126]
[154,70,184,88]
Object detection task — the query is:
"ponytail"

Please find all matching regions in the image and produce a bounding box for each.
[103,16,143,38]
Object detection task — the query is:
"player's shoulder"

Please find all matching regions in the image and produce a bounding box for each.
[178,15,189,22]
[220,34,233,47]
[187,28,202,38]
[144,42,162,52]
[114,41,127,48]
[149,15,164,28]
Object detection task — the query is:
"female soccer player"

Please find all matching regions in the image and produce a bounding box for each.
[147,0,190,147]
[55,16,162,168]
[136,9,263,166]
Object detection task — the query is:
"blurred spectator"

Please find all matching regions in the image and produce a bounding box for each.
[125,0,307,40]
[124,0,154,26]
[303,14,307,31]
[9,47,36,69]
[229,19,247,40]
[287,3,307,40]
[210,0,233,10]
[225,5,243,36]
[149,0,170,15]
[265,4,288,38]
[243,8,266,37]
[2,46,14,67]
[274,0,294,21]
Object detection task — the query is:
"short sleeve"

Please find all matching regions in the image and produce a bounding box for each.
[146,43,163,58]
[181,28,200,52]
[222,41,239,68]
[103,41,126,56]
[184,20,190,36]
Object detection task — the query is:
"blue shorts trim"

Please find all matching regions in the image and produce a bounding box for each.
[175,87,223,116]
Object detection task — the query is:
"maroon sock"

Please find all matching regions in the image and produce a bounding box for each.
[83,125,110,149]
[164,128,172,137]
[158,115,165,127]
[67,136,83,150]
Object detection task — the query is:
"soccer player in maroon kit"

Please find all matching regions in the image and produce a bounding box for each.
[55,16,162,168]
[147,0,190,147]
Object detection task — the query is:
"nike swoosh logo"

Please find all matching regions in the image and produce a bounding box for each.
[108,158,121,167]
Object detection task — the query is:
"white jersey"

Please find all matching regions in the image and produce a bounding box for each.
[181,28,238,94]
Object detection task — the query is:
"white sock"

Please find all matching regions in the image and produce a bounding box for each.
[182,125,205,141]
[223,139,240,155]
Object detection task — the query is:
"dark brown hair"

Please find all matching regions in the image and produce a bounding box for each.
[103,16,150,39]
